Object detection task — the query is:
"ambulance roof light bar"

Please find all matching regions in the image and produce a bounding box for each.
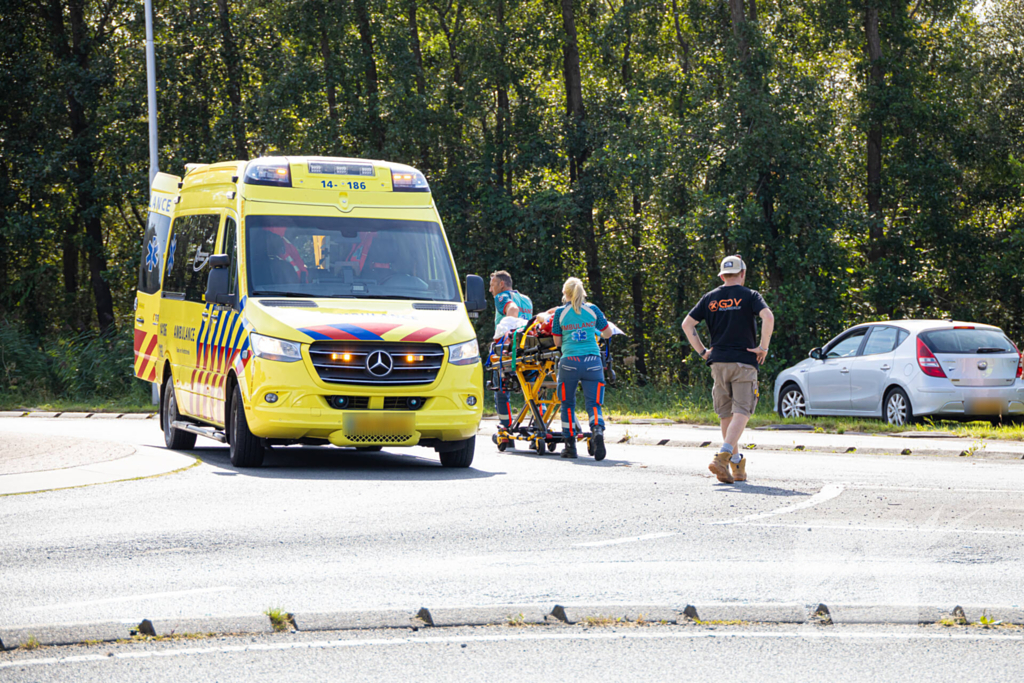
[391,164,430,193]
[244,158,292,187]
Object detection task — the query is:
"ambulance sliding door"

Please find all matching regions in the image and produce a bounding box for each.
[160,212,222,422]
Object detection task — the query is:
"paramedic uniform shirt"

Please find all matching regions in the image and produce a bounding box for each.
[689,285,767,366]
[552,303,609,358]
[494,290,533,332]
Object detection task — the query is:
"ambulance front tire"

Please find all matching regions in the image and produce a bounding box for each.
[162,377,196,451]
[356,446,383,452]
[229,386,265,468]
[438,437,475,468]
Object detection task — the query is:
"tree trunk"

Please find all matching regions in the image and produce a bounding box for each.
[354,0,385,153]
[671,0,690,74]
[216,0,247,159]
[320,22,336,120]
[865,6,884,263]
[630,195,648,382]
[495,0,510,192]
[407,0,426,97]
[559,0,602,306]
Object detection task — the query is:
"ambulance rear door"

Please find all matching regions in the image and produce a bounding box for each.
[134,173,179,384]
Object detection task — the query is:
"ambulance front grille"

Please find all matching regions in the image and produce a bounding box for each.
[309,342,444,385]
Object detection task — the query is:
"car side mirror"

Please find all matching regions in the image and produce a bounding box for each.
[809,347,824,360]
[465,274,486,317]
[205,253,234,307]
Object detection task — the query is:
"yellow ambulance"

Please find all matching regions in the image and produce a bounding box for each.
[134,157,486,468]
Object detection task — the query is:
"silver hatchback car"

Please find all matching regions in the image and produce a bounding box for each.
[773,320,1024,425]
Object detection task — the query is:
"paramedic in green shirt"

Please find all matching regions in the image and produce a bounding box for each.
[551,277,613,460]
[489,271,533,436]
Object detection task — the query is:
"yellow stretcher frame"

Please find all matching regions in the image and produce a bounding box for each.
[487,320,591,456]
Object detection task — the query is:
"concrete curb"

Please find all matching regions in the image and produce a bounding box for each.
[4,603,1021,650]
[0,412,158,419]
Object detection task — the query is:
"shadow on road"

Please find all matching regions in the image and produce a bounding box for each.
[190,446,503,481]
[713,482,810,497]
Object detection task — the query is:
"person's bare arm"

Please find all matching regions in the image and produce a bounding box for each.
[599,326,613,340]
[681,315,710,360]
[553,335,562,348]
[504,302,519,319]
[747,307,775,364]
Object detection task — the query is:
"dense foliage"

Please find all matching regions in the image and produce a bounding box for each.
[1,0,1022,393]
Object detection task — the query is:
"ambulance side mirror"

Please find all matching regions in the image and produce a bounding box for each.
[465,274,486,316]
[205,254,234,307]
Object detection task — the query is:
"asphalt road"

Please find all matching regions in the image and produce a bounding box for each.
[2,624,1024,682]
[1,417,1023,678]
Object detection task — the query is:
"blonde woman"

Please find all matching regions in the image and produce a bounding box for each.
[551,277,614,459]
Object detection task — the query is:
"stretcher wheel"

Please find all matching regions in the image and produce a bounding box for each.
[587,438,594,456]
[491,433,498,445]
[498,439,508,452]
[531,437,544,453]
[546,440,557,453]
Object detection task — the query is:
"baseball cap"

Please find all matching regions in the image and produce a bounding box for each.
[718,255,746,276]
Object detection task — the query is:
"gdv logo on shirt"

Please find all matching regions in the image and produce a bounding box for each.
[708,298,743,312]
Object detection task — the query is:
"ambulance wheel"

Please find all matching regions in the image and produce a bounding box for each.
[438,438,475,468]
[229,386,264,468]
[356,446,383,452]
[162,377,196,451]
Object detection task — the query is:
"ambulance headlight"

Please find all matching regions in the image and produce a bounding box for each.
[250,333,302,363]
[448,339,480,366]
[243,158,292,187]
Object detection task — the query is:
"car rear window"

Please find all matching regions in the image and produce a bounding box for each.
[918,329,1014,354]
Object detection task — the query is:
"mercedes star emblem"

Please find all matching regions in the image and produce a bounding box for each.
[366,350,394,377]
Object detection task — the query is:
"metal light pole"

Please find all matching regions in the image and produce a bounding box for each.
[145,0,159,183]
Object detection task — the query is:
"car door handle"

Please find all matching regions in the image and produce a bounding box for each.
[880,364,890,370]
[136,317,145,324]
[840,368,849,373]
[202,312,220,320]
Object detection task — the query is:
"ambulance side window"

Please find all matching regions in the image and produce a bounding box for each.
[184,215,221,303]
[162,214,220,302]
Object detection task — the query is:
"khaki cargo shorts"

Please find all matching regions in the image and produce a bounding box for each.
[711,363,759,418]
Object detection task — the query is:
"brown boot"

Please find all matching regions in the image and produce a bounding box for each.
[708,451,735,483]
[730,456,747,482]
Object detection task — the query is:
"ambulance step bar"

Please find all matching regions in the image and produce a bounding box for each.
[171,420,227,443]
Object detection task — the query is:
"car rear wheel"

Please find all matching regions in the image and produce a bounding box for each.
[884,387,913,426]
[778,384,807,419]
[162,377,197,450]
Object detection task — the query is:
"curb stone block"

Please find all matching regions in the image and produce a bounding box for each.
[90,413,122,419]
[552,605,681,625]
[686,603,807,624]
[292,610,422,631]
[26,412,61,418]
[120,413,151,420]
[0,411,29,418]
[426,606,550,627]
[147,615,274,637]
[826,605,947,625]
[59,412,93,419]
[959,606,1024,625]
[0,621,131,649]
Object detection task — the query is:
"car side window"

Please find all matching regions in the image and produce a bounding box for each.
[862,326,899,356]
[896,329,909,348]
[826,329,867,358]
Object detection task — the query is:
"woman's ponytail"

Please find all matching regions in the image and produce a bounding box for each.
[562,277,586,315]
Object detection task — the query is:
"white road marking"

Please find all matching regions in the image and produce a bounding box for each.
[737,521,1024,537]
[4,629,1023,669]
[574,532,678,547]
[26,587,236,611]
[713,483,845,525]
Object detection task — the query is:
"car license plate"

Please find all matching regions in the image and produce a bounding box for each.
[343,412,414,436]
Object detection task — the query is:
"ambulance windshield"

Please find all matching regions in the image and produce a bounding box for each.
[244,215,459,301]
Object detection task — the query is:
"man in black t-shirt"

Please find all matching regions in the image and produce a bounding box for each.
[682,256,775,484]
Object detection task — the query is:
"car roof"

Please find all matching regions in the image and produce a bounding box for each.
[853,319,1002,333]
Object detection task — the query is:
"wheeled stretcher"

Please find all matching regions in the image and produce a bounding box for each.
[485,317,616,456]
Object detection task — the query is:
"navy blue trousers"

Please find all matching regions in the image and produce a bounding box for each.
[557,355,606,438]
